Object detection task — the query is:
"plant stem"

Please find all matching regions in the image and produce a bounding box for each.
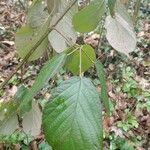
[133,0,141,25]
[79,46,83,78]
[0,0,77,90]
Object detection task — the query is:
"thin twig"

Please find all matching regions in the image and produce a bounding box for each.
[0,0,77,90]
[79,46,83,78]
[133,0,141,25]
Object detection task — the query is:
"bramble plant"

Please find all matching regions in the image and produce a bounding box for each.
[0,0,140,149]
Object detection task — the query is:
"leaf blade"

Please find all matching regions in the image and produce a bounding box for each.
[42,77,103,150]
[65,45,96,75]
[18,53,66,114]
[95,60,110,115]
[105,14,136,55]
[73,0,105,33]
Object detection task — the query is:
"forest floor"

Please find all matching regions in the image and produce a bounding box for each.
[0,0,150,150]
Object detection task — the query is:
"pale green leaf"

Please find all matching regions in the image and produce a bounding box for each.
[95,60,110,115]
[73,0,105,33]
[65,45,96,75]
[43,77,103,150]
[15,17,51,61]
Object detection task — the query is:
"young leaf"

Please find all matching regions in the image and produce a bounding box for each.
[18,53,66,113]
[48,0,78,53]
[105,14,136,55]
[95,60,110,115]
[65,45,96,75]
[43,77,103,150]
[73,0,105,33]
[22,101,42,137]
[15,17,51,61]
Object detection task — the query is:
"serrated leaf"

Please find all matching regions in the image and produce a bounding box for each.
[95,60,110,115]
[105,14,136,55]
[22,101,42,137]
[43,77,103,150]
[15,17,51,61]
[65,45,96,75]
[48,0,77,53]
[73,0,105,33]
[18,53,66,114]
[27,0,49,28]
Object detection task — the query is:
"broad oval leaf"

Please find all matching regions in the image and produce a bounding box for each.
[22,101,42,137]
[15,17,51,61]
[105,14,136,55]
[73,0,105,33]
[95,60,110,115]
[65,45,96,75]
[43,77,103,150]
[48,0,77,53]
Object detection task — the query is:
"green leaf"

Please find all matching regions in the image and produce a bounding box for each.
[73,0,105,33]
[15,17,51,61]
[0,86,33,135]
[108,0,116,17]
[31,53,66,96]
[27,0,49,28]
[43,77,103,150]
[65,45,96,75]
[95,60,110,115]
[18,53,66,113]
